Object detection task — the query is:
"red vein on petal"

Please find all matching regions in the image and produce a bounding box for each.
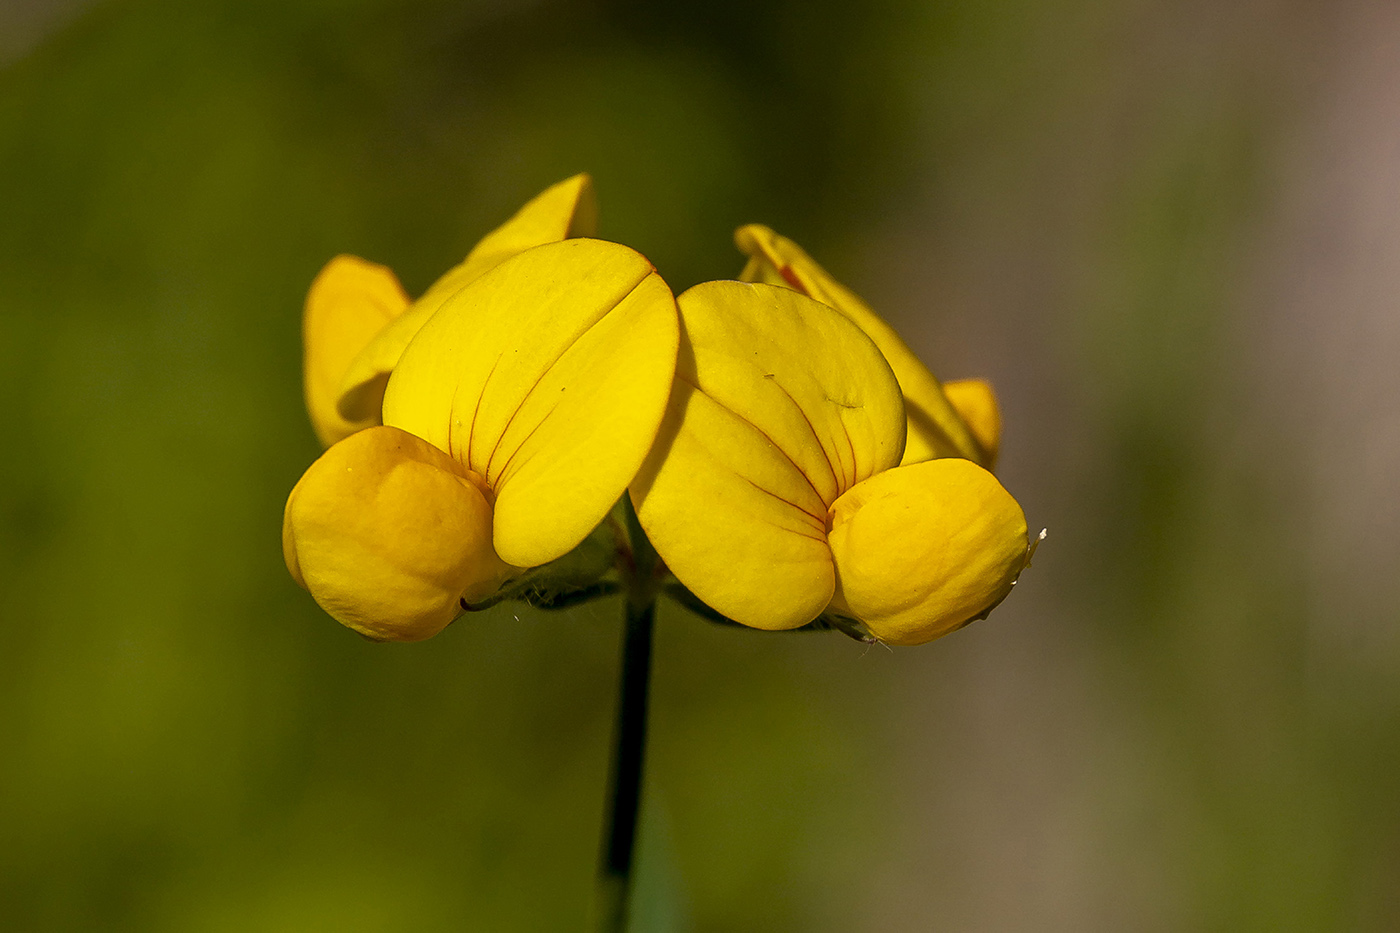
[841,418,859,489]
[446,397,458,462]
[770,380,841,501]
[491,396,564,489]
[466,355,499,476]
[739,476,827,538]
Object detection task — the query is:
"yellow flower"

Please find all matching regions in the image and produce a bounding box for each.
[284,238,679,641]
[301,174,598,447]
[735,224,1001,468]
[629,281,1031,646]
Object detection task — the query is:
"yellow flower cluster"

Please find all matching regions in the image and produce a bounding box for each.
[282,175,1036,646]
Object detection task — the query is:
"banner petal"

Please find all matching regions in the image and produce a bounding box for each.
[632,280,905,630]
[383,238,679,568]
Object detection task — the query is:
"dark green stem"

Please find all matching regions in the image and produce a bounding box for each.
[597,497,657,932]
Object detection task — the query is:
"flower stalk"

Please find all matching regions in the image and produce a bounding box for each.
[596,497,659,933]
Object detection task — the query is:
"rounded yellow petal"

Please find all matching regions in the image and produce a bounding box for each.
[383,238,679,568]
[631,280,905,631]
[942,378,1002,469]
[734,224,991,467]
[827,458,1029,646]
[302,255,410,446]
[337,175,597,425]
[631,382,836,630]
[282,426,516,642]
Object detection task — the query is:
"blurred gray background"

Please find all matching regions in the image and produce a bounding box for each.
[2,0,1398,929]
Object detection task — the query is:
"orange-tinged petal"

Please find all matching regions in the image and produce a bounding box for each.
[383,238,679,569]
[337,174,598,424]
[734,224,991,467]
[282,425,515,642]
[631,280,905,630]
[942,378,1001,469]
[827,458,1029,646]
[302,255,410,446]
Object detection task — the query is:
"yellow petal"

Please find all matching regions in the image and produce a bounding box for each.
[302,255,410,447]
[826,458,1029,646]
[632,381,836,630]
[282,425,515,642]
[631,280,905,630]
[383,238,678,569]
[942,378,1001,469]
[734,224,991,467]
[337,174,598,424]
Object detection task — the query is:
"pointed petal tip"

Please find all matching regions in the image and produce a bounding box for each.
[733,222,772,252]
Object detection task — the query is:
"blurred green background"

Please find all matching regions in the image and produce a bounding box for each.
[3,0,1399,929]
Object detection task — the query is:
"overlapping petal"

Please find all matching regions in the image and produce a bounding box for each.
[735,224,995,467]
[826,458,1028,645]
[942,377,1002,469]
[384,238,679,569]
[302,256,411,446]
[282,425,513,642]
[631,281,905,630]
[334,174,599,428]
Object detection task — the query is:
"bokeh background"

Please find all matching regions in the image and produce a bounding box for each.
[3,0,1399,929]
